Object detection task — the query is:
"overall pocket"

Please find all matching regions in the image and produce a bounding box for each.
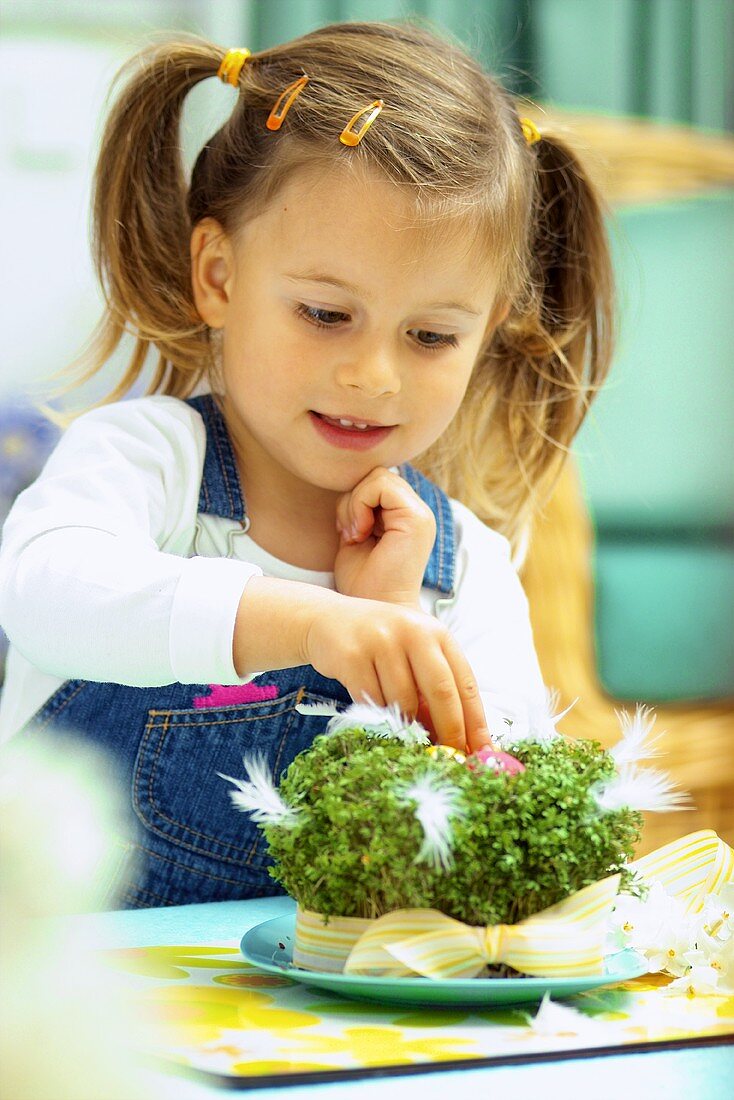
[132,688,308,875]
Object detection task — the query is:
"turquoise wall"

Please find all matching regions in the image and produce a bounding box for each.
[248,0,734,132]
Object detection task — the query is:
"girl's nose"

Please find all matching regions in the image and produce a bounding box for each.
[334,345,402,397]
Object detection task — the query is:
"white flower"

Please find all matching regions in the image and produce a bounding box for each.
[610,883,693,976]
[610,704,663,765]
[592,763,690,813]
[326,697,430,745]
[393,773,466,872]
[218,754,301,827]
[666,963,722,998]
[696,888,734,943]
[684,938,734,994]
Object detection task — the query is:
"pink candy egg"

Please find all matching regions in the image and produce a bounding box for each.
[467,747,526,775]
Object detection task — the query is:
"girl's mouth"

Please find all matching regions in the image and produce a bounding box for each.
[309,411,396,451]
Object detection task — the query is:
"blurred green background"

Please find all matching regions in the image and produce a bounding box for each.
[0,0,732,700]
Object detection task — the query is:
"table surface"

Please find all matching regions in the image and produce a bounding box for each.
[68,895,733,1100]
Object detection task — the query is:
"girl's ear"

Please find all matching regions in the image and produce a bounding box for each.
[190,217,235,328]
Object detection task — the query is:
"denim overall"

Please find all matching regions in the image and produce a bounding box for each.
[30,395,457,908]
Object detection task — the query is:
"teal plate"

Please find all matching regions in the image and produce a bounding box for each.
[240,915,649,1007]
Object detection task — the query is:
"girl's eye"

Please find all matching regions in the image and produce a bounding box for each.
[411,330,459,351]
[295,304,347,327]
[294,303,459,352]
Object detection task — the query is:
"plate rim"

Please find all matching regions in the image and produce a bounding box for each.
[240,913,649,991]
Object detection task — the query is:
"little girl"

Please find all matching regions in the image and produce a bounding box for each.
[0,20,612,908]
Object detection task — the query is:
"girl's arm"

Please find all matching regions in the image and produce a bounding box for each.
[0,397,261,687]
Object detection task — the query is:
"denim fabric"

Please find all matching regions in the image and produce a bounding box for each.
[28,394,457,908]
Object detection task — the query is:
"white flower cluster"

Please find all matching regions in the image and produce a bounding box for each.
[609,881,734,996]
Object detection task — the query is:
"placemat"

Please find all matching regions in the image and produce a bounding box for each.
[105,942,734,1088]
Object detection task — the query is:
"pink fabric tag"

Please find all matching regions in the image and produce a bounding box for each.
[193,683,280,708]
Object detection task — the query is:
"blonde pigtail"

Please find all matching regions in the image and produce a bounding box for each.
[46,36,237,418]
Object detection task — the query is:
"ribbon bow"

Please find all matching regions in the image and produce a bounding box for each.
[343,874,621,979]
[628,829,733,912]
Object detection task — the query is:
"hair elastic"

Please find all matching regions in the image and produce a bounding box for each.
[217,48,251,87]
[266,75,310,131]
[339,100,384,147]
[519,117,542,146]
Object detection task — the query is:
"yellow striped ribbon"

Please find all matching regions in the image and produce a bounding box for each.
[628,829,734,913]
[294,875,621,978]
[292,832,733,980]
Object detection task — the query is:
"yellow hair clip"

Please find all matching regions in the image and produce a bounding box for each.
[339,99,384,147]
[519,117,542,146]
[266,75,309,131]
[217,48,251,87]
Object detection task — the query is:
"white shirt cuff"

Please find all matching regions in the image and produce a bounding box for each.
[169,556,263,684]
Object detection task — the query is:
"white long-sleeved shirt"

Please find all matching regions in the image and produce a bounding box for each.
[0,395,547,742]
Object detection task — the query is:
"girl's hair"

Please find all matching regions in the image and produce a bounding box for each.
[58,18,613,550]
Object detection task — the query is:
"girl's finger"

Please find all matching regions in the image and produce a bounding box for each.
[374,652,420,723]
[347,666,385,709]
[340,467,430,542]
[336,493,375,543]
[415,695,436,738]
[441,634,493,753]
[408,645,467,752]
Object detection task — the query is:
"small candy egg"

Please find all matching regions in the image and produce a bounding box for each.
[467,747,525,775]
[425,745,466,763]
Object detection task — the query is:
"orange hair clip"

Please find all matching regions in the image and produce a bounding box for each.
[217,48,251,87]
[519,117,542,146]
[339,99,384,147]
[266,75,309,131]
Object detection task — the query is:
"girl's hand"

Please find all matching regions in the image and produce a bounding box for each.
[302,594,492,754]
[333,467,436,608]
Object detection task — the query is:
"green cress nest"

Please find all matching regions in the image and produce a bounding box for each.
[258,724,643,926]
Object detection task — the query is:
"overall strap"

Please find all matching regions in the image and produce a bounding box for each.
[186,394,247,520]
[399,463,456,597]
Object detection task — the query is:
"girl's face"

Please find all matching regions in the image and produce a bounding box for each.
[191,164,503,507]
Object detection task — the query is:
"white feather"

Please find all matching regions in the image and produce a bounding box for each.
[592,763,691,813]
[610,704,663,765]
[498,686,577,747]
[295,700,341,717]
[218,754,301,827]
[326,697,430,745]
[394,773,466,871]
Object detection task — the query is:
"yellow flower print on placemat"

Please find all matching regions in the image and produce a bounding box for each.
[304,1000,473,1026]
[231,1060,337,1076]
[140,984,319,1043]
[213,971,293,989]
[279,1025,481,1067]
[105,945,254,981]
[614,972,672,993]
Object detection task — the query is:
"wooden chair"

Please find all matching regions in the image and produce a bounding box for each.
[521,461,734,857]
